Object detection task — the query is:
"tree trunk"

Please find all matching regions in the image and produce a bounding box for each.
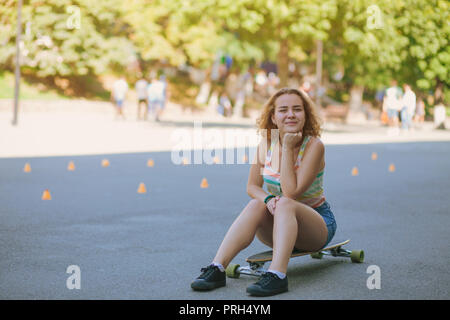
[346,85,367,124]
[277,38,289,88]
[433,78,446,129]
[349,85,364,111]
[434,78,444,104]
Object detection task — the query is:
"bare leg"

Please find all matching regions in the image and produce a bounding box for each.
[144,106,148,120]
[269,200,298,274]
[213,199,269,268]
[266,197,328,274]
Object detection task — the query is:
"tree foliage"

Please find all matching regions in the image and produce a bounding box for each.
[0,0,135,77]
[0,0,447,101]
[325,0,449,96]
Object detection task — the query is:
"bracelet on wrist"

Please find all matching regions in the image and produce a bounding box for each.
[264,195,276,204]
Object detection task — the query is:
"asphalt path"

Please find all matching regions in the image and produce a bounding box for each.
[1,141,449,299]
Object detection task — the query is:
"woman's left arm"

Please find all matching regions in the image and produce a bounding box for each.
[280,138,324,199]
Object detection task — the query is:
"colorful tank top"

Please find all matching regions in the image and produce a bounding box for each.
[263,136,326,208]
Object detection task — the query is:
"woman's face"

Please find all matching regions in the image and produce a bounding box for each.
[271,94,306,135]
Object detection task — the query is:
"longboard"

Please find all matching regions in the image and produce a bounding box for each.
[226,239,364,278]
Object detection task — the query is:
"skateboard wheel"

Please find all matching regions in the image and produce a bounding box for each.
[310,252,323,259]
[350,250,364,263]
[225,263,240,279]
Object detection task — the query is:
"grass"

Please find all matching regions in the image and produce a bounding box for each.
[0,72,68,100]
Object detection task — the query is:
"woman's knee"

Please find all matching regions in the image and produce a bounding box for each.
[248,198,265,208]
[240,199,267,220]
[246,199,272,228]
[246,198,266,213]
[274,197,297,216]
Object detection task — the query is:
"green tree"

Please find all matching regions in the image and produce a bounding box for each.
[0,0,135,90]
[122,0,265,70]
[2,0,447,105]
[201,0,338,86]
[324,0,407,115]
[395,0,449,102]
[324,0,449,113]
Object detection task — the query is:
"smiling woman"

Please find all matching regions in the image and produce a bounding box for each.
[256,87,322,146]
[191,87,337,297]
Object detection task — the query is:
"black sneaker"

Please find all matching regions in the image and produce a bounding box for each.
[246,272,288,296]
[191,265,226,291]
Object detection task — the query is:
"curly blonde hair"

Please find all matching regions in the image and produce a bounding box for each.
[256,87,322,144]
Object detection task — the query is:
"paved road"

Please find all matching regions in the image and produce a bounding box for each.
[1,140,449,300]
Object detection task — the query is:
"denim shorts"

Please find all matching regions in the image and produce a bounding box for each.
[313,201,337,249]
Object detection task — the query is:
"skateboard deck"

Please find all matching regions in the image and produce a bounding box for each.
[226,239,364,279]
[247,239,351,263]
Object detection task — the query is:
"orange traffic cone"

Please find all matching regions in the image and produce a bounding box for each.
[182,158,189,165]
[24,163,31,173]
[242,155,248,163]
[137,183,147,194]
[42,189,52,200]
[213,156,220,164]
[371,152,378,160]
[389,163,396,172]
[351,167,359,176]
[147,159,154,167]
[200,178,209,188]
[67,161,75,171]
[102,159,110,167]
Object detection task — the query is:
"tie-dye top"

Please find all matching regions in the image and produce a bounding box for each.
[263,136,326,208]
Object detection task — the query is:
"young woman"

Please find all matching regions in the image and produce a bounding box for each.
[191,88,337,296]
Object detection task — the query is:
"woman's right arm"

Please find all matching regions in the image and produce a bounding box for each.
[246,142,270,203]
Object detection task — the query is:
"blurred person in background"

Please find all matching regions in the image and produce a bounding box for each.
[401,84,416,131]
[255,69,268,96]
[147,74,166,121]
[383,80,403,128]
[218,91,232,117]
[112,77,129,119]
[414,99,426,125]
[300,81,313,98]
[158,75,168,120]
[135,76,148,120]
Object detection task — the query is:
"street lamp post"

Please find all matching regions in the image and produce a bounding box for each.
[315,39,323,108]
[12,0,23,126]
